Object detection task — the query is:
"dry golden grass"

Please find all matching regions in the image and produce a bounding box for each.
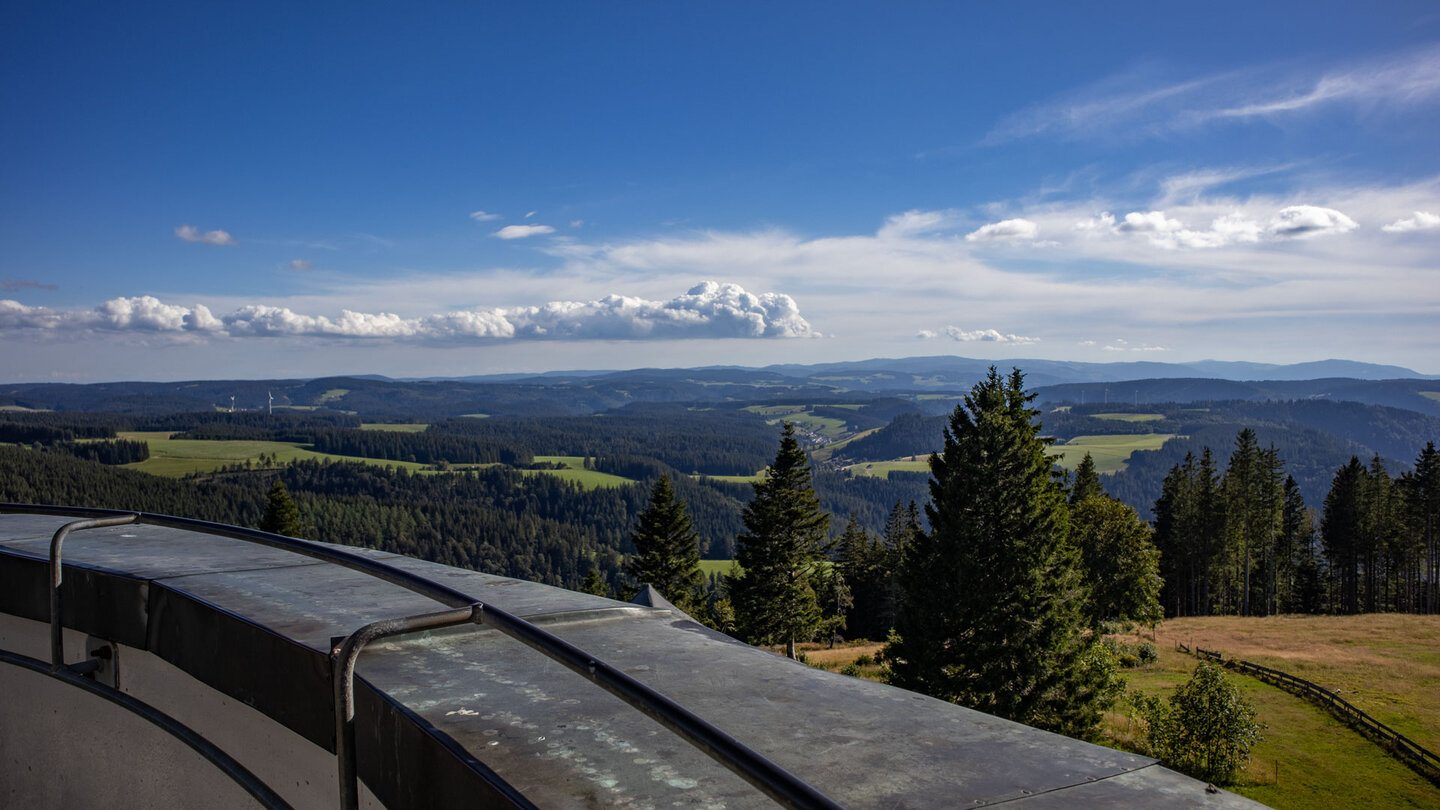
[1154,614,1440,755]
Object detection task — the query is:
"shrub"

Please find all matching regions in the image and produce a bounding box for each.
[1132,662,1263,784]
[853,653,874,667]
[840,663,863,677]
[1136,641,1158,665]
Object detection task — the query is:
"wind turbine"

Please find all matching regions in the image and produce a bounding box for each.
[268,391,273,416]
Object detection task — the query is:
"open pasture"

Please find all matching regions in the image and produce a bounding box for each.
[526,455,635,490]
[1111,619,1440,810]
[1046,433,1176,472]
[1092,412,1165,422]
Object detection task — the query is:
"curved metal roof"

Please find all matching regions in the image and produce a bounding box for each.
[0,506,1263,808]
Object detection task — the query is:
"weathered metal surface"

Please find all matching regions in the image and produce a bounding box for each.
[0,510,1265,808]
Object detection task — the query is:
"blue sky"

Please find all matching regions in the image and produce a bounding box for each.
[3,2,1439,381]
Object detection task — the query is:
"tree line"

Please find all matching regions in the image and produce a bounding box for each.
[1152,432,1438,616]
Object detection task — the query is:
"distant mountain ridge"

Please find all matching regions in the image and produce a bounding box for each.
[2,356,1436,420]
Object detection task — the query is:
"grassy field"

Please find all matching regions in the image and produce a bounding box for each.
[360,423,428,432]
[1155,614,1440,756]
[1047,433,1177,472]
[525,456,635,489]
[698,559,737,578]
[698,472,766,484]
[1092,412,1164,422]
[845,458,929,479]
[1108,623,1440,809]
[1421,392,1440,402]
[118,434,431,476]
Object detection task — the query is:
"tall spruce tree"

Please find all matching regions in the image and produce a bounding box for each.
[626,474,704,614]
[1401,443,1439,614]
[1069,452,1104,503]
[259,478,305,537]
[729,422,831,658]
[887,368,1112,737]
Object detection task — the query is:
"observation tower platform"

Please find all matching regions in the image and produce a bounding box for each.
[0,505,1262,808]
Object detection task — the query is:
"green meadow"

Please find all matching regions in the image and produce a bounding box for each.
[1092,412,1165,422]
[117,432,430,477]
[526,456,635,489]
[1046,434,1177,473]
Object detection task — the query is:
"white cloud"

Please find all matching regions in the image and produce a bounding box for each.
[922,326,1040,345]
[174,224,237,246]
[1074,204,1352,249]
[1266,205,1358,239]
[524,211,537,218]
[986,45,1440,144]
[569,220,584,228]
[0,282,817,343]
[965,218,1039,242]
[468,210,501,222]
[1382,211,1440,233]
[288,260,313,272]
[495,224,556,240]
[877,209,960,239]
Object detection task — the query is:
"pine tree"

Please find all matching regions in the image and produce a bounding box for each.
[728,422,831,658]
[625,474,704,614]
[1323,457,1366,614]
[835,514,886,640]
[1401,443,1439,614]
[1069,452,1104,503]
[579,567,612,598]
[887,368,1112,737]
[259,478,305,537]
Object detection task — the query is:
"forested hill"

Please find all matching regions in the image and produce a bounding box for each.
[3,356,1434,420]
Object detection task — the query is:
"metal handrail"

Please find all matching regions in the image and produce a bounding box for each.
[6,502,844,810]
[0,647,295,810]
[49,513,139,671]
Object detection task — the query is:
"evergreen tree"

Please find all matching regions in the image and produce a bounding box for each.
[1069,452,1104,503]
[1401,443,1439,614]
[625,474,704,614]
[836,514,887,640]
[259,478,305,537]
[728,422,831,658]
[887,368,1112,737]
[1070,495,1162,628]
[1322,457,1366,614]
[579,567,612,598]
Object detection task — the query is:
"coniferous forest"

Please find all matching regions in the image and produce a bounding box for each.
[1,367,1436,624]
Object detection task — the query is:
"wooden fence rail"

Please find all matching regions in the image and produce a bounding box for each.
[1188,645,1440,782]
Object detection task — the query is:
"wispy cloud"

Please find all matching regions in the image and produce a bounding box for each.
[965,218,1039,242]
[288,260,313,272]
[495,224,556,240]
[0,282,817,342]
[468,210,501,222]
[0,279,58,292]
[174,224,237,246]
[986,45,1440,144]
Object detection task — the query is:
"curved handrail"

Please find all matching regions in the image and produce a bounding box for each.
[4,502,844,810]
[0,646,295,810]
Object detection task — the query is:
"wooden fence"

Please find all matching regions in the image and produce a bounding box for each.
[1182,644,1440,783]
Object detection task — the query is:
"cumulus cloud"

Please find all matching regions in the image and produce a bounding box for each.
[495,224,556,240]
[965,218,1039,242]
[288,260,313,272]
[1266,205,1358,239]
[174,224,237,246]
[921,326,1040,345]
[0,282,817,343]
[468,210,501,222]
[1,278,58,292]
[1382,211,1440,233]
[1075,204,1355,249]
